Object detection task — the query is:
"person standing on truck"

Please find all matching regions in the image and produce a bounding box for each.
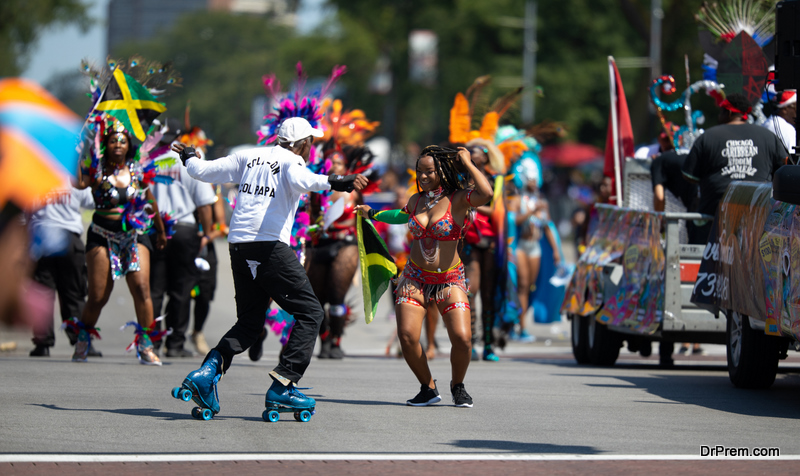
[651,131,703,362]
[651,128,698,236]
[681,93,789,244]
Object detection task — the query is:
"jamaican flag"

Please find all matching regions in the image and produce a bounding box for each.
[95,68,166,142]
[357,215,397,324]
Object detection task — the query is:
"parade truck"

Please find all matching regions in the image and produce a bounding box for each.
[690,178,800,389]
[563,158,724,366]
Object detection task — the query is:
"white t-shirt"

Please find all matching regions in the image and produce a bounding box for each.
[763,114,796,154]
[151,149,217,224]
[29,187,94,236]
[186,146,330,244]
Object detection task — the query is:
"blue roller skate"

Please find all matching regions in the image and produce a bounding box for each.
[171,349,223,421]
[262,377,316,423]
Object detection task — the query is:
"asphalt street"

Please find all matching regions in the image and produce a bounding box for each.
[1,238,800,473]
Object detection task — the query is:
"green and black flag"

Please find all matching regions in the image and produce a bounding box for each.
[95,68,166,142]
[357,215,398,324]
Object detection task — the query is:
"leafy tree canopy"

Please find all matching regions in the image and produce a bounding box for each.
[92,1,719,152]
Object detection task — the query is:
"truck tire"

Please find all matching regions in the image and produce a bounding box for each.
[588,314,622,366]
[726,310,779,389]
[570,314,591,364]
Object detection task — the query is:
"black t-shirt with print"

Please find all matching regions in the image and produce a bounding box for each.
[681,123,787,216]
[651,149,697,210]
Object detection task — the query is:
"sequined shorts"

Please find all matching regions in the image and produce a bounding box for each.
[394,259,469,304]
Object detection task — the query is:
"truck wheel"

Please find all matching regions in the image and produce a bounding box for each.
[570,314,591,364]
[726,310,779,389]
[588,314,622,366]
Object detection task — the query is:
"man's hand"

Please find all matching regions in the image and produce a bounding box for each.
[171,143,197,165]
[353,174,369,191]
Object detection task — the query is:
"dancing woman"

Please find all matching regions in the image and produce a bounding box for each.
[357,145,492,407]
[73,123,167,364]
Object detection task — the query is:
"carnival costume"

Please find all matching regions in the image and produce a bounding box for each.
[307,96,380,358]
[73,57,178,364]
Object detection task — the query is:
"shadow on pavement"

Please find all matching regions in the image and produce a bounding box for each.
[553,372,800,420]
[445,439,599,454]
[317,398,406,407]
[27,403,265,422]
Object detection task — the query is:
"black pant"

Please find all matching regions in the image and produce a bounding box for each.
[150,224,201,351]
[31,232,87,347]
[193,241,218,332]
[217,241,324,383]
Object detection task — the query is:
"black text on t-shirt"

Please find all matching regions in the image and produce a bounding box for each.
[246,156,280,175]
[239,183,276,197]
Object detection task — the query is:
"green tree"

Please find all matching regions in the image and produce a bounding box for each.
[322,0,656,147]
[95,1,728,152]
[0,0,92,76]
[324,0,535,145]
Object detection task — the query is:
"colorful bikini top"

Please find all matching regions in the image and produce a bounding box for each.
[406,194,465,241]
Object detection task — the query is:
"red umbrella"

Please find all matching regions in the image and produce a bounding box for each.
[539,141,603,167]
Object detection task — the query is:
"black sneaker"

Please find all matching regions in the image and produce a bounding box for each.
[318,338,332,359]
[451,382,473,408]
[329,344,344,359]
[87,343,103,358]
[30,345,49,357]
[406,382,441,406]
[249,327,267,362]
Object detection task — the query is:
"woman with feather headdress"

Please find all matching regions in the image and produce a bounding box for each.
[307,99,381,359]
[69,57,179,366]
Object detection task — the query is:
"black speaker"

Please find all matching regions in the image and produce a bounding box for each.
[775,0,800,90]
[773,164,800,204]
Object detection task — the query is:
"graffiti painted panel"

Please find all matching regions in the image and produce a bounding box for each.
[690,182,800,338]
[562,205,664,334]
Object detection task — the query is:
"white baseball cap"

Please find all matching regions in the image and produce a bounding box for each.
[277,117,324,143]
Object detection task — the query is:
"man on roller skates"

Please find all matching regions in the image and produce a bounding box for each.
[170,117,368,420]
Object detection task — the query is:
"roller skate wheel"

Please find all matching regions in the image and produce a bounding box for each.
[293,411,301,422]
[201,408,214,420]
[171,387,181,399]
[265,410,280,422]
[181,389,193,402]
[191,407,202,419]
[299,410,311,422]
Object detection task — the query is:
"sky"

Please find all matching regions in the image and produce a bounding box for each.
[21,0,329,86]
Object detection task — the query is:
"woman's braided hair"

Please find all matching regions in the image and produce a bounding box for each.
[417,145,470,195]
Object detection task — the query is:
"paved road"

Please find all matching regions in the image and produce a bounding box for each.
[1,239,799,474]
